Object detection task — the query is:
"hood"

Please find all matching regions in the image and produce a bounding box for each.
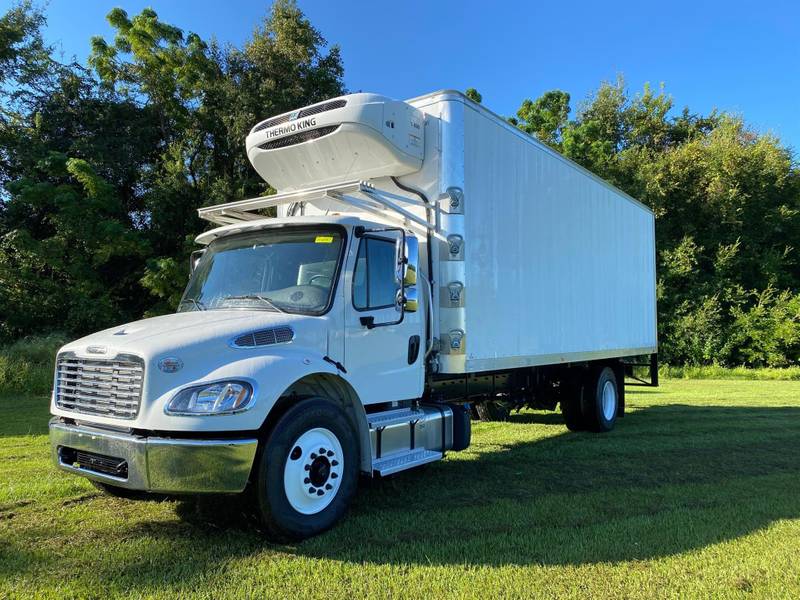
[59,310,326,362]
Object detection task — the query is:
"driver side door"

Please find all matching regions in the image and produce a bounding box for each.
[343,233,424,405]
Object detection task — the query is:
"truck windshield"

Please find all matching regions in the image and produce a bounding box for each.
[179,228,344,315]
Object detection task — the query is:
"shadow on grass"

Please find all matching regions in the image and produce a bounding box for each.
[178,403,800,567]
[3,402,800,591]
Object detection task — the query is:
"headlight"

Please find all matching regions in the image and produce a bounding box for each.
[166,381,253,415]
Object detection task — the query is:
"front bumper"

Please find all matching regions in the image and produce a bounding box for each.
[49,419,258,494]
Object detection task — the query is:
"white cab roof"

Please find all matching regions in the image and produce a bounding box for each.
[195,214,388,245]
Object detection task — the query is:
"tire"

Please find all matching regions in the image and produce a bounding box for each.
[581,366,619,432]
[254,397,359,541]
[450,403,472,451]
[474,400,511,422]
[560,381,586,431]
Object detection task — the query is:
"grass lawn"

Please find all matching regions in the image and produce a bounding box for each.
[2,379,800,599]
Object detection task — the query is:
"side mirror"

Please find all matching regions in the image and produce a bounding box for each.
[190,249,205,274]
[394,234,419,313]
[403,236,418,287]
[403,287,419,313]
[394,234,419,287]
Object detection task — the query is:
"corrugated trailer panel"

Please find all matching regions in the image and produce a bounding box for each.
[458,101,657,372]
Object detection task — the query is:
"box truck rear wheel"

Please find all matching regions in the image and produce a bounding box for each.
[581,366,619,432]
[254,397,358,541]
[560,379,586,431]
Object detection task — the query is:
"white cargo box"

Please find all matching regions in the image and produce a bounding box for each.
[404,91,657,373]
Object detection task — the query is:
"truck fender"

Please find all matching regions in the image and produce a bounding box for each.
[236,350,370,473]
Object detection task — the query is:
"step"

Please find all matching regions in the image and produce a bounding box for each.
[367,408,423,429]
[372,448,443,476]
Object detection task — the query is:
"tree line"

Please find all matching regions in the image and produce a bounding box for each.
[1,2,798,366]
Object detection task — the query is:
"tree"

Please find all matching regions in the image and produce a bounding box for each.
[0,1,345,338]
[88,0,346,314]
[513,90,570,148]
[514,78,800,366]
[465,87,482,103]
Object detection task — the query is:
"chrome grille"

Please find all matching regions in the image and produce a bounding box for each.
[55,354,144,420]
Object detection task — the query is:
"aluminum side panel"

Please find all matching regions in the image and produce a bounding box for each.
[459,103,657,371]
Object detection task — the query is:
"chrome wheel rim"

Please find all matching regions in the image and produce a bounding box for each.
[601,380,617,421]
[283,427,343,515]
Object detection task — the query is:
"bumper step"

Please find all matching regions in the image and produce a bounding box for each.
[372,449,442,476]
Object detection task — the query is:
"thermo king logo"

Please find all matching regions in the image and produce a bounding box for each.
[265,117,317,139]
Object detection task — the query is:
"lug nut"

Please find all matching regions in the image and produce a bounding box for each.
[325,484,332,490]
[304,464,310,471]
[304,477,310,484]
[316,489,324,496]
[331,472,338,479]
[326,450,334,457]
[319,448,325,454]
[310,452,317,459]
[308,487,316,494]
[331,460,339,466]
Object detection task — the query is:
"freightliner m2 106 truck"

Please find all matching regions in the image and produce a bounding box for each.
[50,90,657,540]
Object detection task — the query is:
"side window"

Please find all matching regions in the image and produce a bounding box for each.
[353,237,398,310]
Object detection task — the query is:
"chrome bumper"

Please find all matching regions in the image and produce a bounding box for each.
[49,419,258,494]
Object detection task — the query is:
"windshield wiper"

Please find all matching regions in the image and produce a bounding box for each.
[222,294,285,313]
[179,298,206,311]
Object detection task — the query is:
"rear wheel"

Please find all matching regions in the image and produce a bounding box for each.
[560,381,586,431]
[581,366,619,432]
[254,397,359,541]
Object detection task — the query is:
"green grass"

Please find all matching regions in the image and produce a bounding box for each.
[2,379,800,599]
[660,364,800,380]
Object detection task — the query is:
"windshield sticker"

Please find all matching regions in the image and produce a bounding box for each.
[315,235,334,244]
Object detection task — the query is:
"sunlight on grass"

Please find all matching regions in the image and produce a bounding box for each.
[2,379,800,598]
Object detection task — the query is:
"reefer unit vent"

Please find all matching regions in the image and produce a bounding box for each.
[246,93,425,191]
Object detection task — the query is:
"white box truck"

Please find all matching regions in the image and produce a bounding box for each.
[49,90,657,539]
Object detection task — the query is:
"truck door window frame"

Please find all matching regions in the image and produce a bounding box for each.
[352,235,399,312]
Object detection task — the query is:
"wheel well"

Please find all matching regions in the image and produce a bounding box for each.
[261,373,372,473]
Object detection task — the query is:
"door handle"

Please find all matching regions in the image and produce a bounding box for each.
[408,335,421,365]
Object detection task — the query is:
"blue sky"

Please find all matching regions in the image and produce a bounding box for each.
[7,0,800,152]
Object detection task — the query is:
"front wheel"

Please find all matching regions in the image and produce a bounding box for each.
[254,397,359,541]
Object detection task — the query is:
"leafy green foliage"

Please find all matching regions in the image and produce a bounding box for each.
[0,1,344,339]
[0,332,66,393]
[512,90,571,147]
[510,78,800,366]
[465,87,482,103]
